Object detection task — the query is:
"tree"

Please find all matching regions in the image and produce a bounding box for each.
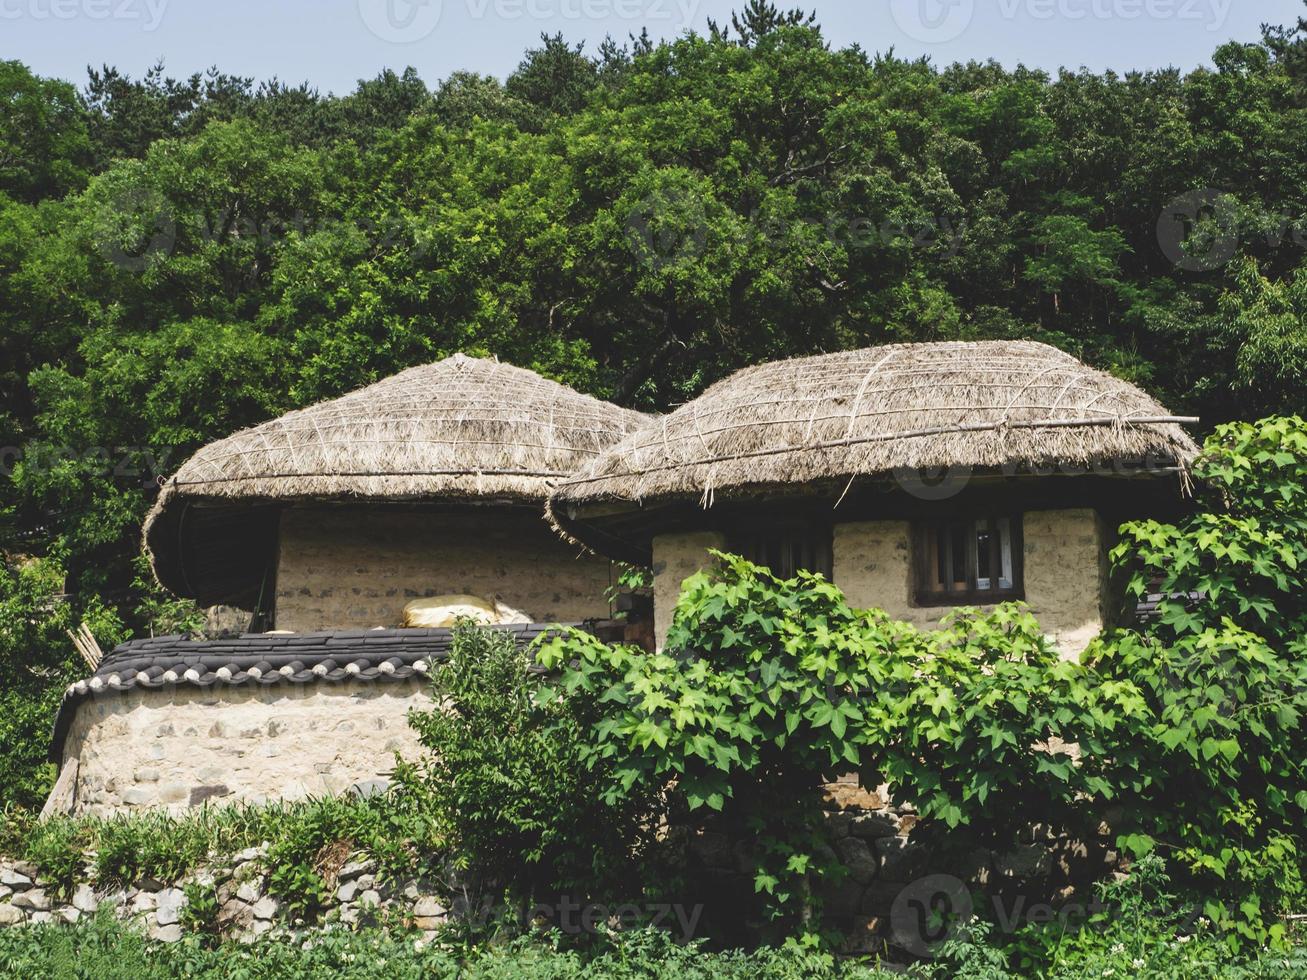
[0,62,91,201]
[505,33,598,121]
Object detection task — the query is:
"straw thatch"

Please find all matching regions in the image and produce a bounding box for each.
[550,341,1199,514]
[146,353,647,603]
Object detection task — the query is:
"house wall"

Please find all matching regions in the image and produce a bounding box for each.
[653,509,1110,658]
[834,509,1108,657]
[61,680,430,817]
[651,531,726,649]
[275,507,613,632]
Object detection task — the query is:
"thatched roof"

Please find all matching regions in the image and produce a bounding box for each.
[146,354,647,604]
[550,341,1199,524]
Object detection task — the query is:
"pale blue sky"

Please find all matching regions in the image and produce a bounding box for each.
[2,0,1302,92]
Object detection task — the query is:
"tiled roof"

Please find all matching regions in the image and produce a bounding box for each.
[50,624,570,762]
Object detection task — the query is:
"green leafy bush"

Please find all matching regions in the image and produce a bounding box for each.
[0,913,1299,979]
[538,556,1125,930]
[0,553,123,810]
[536,416,1307,950]
[394,623,659,922]
[1086,415,1307,949]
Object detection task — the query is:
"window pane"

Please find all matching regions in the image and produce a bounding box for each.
[916,515,1021,605]
[997,517,1013,590]
[975,518,992,590]
[950,523,967,590]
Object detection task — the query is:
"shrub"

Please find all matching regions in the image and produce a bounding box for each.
[537,555,1126,931]
[1088,415,1307,948]
[394,623,659,926]
[0,553,123,810]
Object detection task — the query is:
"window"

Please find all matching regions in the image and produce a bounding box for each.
[914,514,1023,606]
[730,523,833,580]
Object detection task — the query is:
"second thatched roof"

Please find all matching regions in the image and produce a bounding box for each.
[145,353,647,604]
[551,341,1199,513]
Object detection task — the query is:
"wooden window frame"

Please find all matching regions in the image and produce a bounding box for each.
[913,513,1024,607]
[727,520,834,581]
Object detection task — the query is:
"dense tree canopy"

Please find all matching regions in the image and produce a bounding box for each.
[0,4,1304,708]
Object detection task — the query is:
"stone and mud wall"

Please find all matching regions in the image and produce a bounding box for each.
[276,506,614,632]
[0,846,448,943]
[61,680,430,817]
[653,508,1110,657]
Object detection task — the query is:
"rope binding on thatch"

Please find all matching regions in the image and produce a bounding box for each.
[144,353,648,603]
[550,340,1202,510]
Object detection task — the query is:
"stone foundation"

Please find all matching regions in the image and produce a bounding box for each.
[61,680,430,816]
[0,848,447,943]
[687,774,1119,954]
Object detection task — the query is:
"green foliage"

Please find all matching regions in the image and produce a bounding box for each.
[1,794,433,913]
[541,419,1307,945]
[1036,856,1307,979]
[129,555,205,638]
[0,917,900,980]
[179,881,222,943]
[539,555,1123,929]
[395,624,657,917]
[0,554,123,809]
[1088,415,1307,950]
[0,912,1300,979]
[0,61,91,201]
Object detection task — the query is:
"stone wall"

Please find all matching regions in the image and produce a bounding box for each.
[651,531,727,649]
[689,774,1119,954]
[62,680,430,816]
[275,506,613,632]
[0,847,447,943]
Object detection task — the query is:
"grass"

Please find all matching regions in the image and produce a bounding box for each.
[0,791,437,903]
